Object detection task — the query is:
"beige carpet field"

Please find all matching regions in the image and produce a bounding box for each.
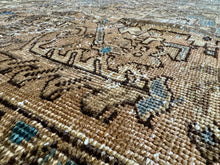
[0,1,219,165]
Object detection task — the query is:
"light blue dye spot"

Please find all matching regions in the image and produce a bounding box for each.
[0,11,14,15]
[50,148,57,157]
[207,20,214,27]
[189,15,215,27]
[188,15,198,19]
[68,17,75,21]
[173,97,185,104]
[57,163,62,165]
[10,134,24,144]
[179,97,184,102]
[201,129,215,146]
[173,99,179,104]
[103,18,109,24]
[40,148,57,165]
[137,96,165,116]
[42,154,50,163]
[215,28,220,34]
[65,159,77,165]
[206,50,215,56]
[180,47,187,60]
[176,35,181,38]
[150,79,168,99]
[199,19,207,26]
[101,47,111,53]
[10,121,37,145]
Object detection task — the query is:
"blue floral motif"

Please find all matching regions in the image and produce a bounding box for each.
[136,77,171,120]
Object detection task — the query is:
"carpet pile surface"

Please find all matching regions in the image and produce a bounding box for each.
[0,1,219,165]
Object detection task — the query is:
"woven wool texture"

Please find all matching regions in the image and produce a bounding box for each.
[0,2,220,165]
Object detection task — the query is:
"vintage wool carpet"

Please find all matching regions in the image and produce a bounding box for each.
[0,1,220,165]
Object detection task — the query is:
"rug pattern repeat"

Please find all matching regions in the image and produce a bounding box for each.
[0,11,220,165]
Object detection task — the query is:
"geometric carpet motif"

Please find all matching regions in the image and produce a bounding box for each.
[0,6,220,165]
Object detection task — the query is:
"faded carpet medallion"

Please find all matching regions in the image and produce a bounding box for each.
[0,8,220,165]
